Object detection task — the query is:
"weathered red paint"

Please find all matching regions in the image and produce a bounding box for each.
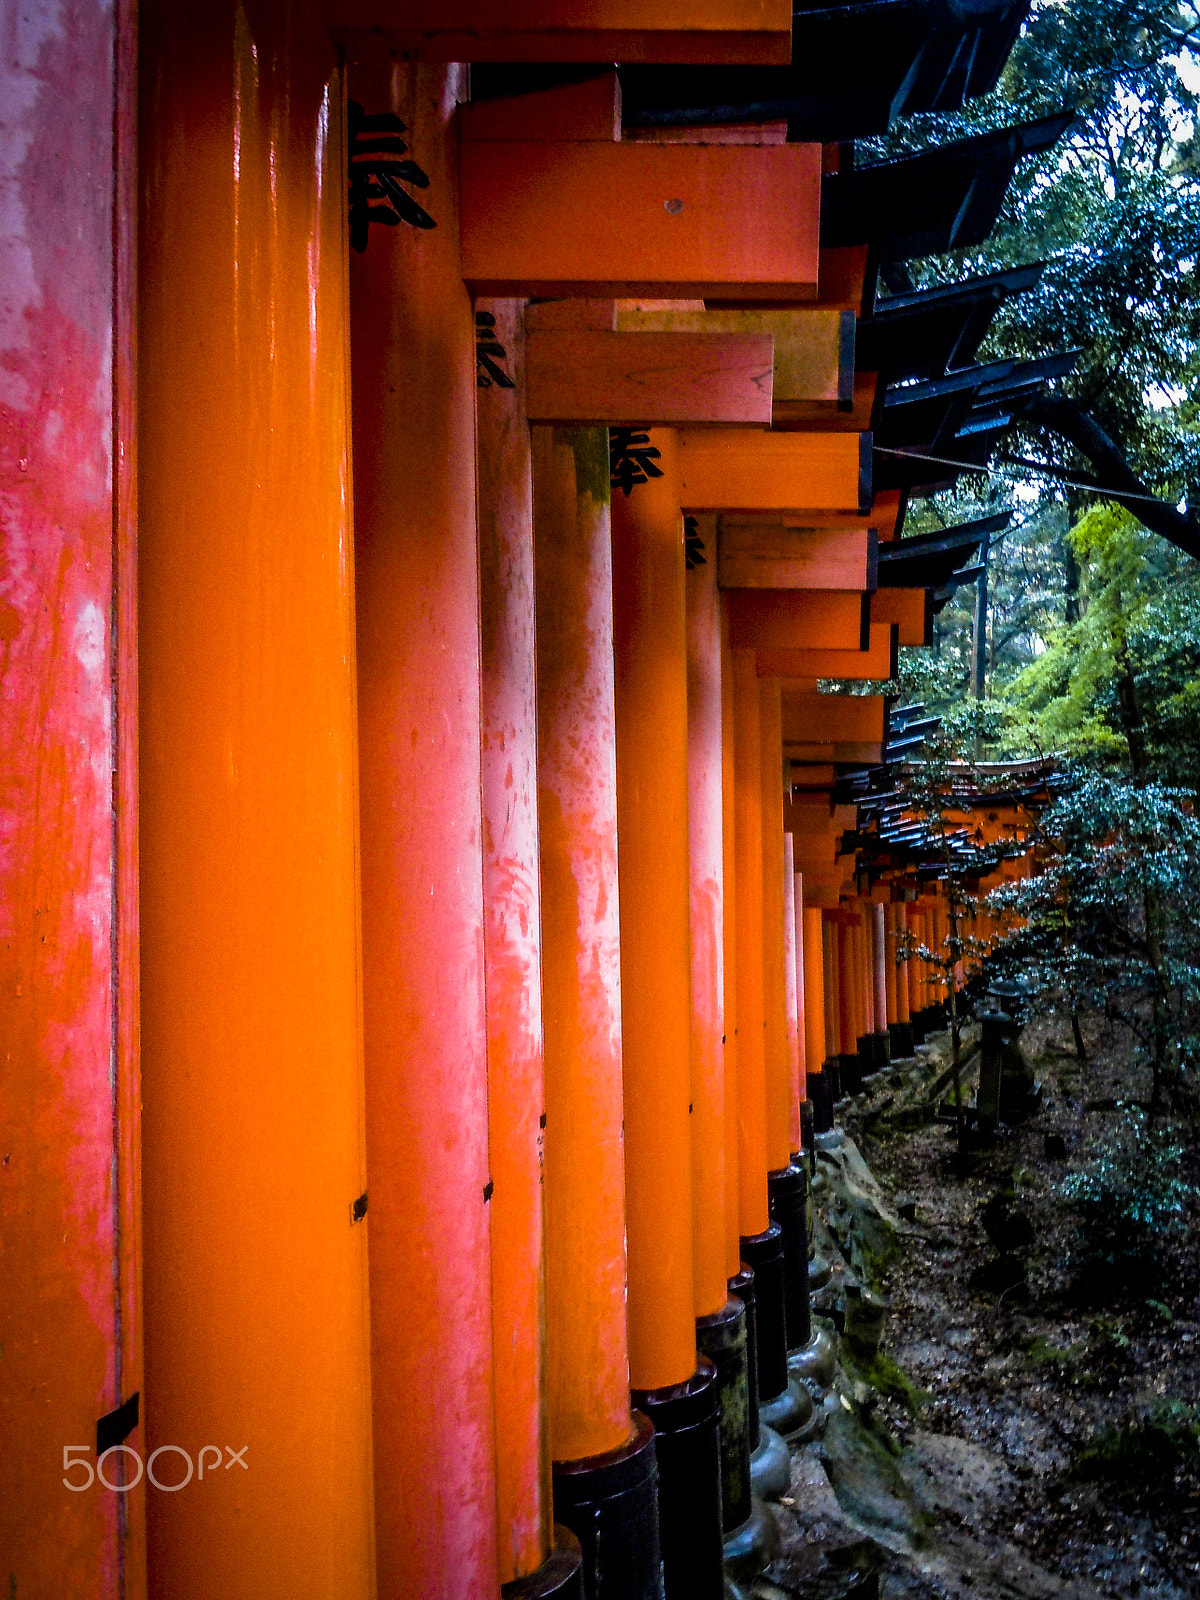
[782,838,802,1148]
[612,429,698,1391]
[534,423,634,1462]
[0,3,143,1592]
[687,534,731,1319]
[476,296,553,1583]
[350,61,499,1600]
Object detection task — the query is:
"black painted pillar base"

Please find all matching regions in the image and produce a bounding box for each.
[872,1031,891,1073]
[810,1067,834,1133]
[552,1414,661,1600]
[696,1298,752,1535]
[739,1224,812,1440]
[727,1265,759,1451]
[800,1098,815,1162]
[826,1054,841,1103]
[838,1051,861,1097]
[738,1226,787,1402]
[910,1009,928,1046]
[632,1360,724,1600]
[767,1163,811,1353]
[855,1036,872,1086]
[889,1021,914,1060]
[501,1526,586,1599]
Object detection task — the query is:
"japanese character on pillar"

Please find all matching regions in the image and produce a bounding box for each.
[684,515,707,570]
[475,312,515,390]
[609,428,662,497]
[348,101,435,252]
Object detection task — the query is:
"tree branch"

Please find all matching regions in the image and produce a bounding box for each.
[1013,392,1200,560]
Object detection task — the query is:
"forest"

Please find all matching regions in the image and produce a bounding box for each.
[806,8,1200,1592]
[858,0,1200,1108]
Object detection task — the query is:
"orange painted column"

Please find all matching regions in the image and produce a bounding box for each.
[350,62,497,1600]
[759,679,792,1174]
[803,907,827,1075]
[822,916,836,1055]
[783,840,803,1150]
[476,299,554,1585]
[139,6,375,1595]
[872,903,888,1040]
[687,524,732,1322]
[906,904,921,1019]
[533,425,633,1459]
[611,431,698,1390]
[894,905,912,1027]
[837,922,856,1058]
[1,3,142,1591]
[791,861,808,1110]
[884,903,899,1027]
[721,604,743,1281]
[732,650,771,1237]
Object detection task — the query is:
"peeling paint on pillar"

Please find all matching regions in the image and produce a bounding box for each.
[0,0,143,1593]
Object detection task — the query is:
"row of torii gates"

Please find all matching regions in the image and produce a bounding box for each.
[2,3,1052,1598]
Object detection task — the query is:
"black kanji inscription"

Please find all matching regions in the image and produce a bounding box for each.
[476,311,515,390]
[348,100,435,252]
[609,429,663,497]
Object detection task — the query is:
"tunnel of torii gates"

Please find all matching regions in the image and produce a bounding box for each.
[0,5,1050,1600]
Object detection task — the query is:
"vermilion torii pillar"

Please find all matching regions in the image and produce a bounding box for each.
[1,4,141,1591]
[140,6,376,1594]
[475,299,582,1596]
[533,425,659,1599]
[612,430,724,1599]
[350,61,498,1600]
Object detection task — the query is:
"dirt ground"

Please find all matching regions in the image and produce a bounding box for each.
[760,1011,1200,1600]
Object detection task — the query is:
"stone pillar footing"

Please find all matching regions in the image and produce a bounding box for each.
[788,1325,838,1392]
[722,1498,780,1584]
[748,1425,790,1500]
[758,1377,815,1443]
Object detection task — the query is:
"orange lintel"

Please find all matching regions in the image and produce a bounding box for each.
[757,622,897,681]
[783,740,884,764]
[726,588,869,651]
[678,429,868,513]
[870,586,933,647]
[781,693,885,745]
[524,330,773,425]
[460,143,820,299]
[789,762,835,790]
[800,872,842,908]
[773,370,878,431]
[717,523,873,591]
[332,0,792,64]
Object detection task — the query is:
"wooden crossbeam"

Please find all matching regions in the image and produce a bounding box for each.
[332,0,792,63]
[460,144,820,299]
[524,330,773,424]
[678,429,868,512]
[614,305,850,411]
[717,521,874,590]
[726,589,869,651]
[757,623,897,681]
[870,586,932,646]
[781,693,886,745]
